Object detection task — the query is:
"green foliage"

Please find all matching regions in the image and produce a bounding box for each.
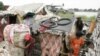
[56,10,74,18]
[78,15,96,22]
[0,1,4,10]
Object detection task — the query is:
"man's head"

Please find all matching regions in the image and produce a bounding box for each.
[77,17,82,20]
[23,12,35,19]
[76,31,84,38]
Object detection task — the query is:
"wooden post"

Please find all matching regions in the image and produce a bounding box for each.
[88,19,96,33]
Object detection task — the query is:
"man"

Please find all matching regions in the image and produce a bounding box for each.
[75,17,84,33]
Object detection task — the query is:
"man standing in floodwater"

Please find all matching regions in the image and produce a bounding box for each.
[75,17,84,33]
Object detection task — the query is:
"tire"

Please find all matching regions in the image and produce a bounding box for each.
[40,20,58,29]
[57,18,72,26]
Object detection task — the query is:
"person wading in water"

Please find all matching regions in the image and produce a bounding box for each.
[75,17,84,33]
[70,31,85,56]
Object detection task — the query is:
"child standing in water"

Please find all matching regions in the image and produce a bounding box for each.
[70,31,85,56]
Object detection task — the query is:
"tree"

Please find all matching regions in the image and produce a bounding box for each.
[92,9,97,12]
[88,9,93,12]
[98,8,100,11]
[84,9,88,12]
[0,1,4,10]
[74,8,79,11]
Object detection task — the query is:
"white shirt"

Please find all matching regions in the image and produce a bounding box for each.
[85,48,96,56]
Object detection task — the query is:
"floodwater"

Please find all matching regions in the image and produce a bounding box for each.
[75,12,98,17]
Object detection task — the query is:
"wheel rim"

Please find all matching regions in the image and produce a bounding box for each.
[57,18,72,26]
